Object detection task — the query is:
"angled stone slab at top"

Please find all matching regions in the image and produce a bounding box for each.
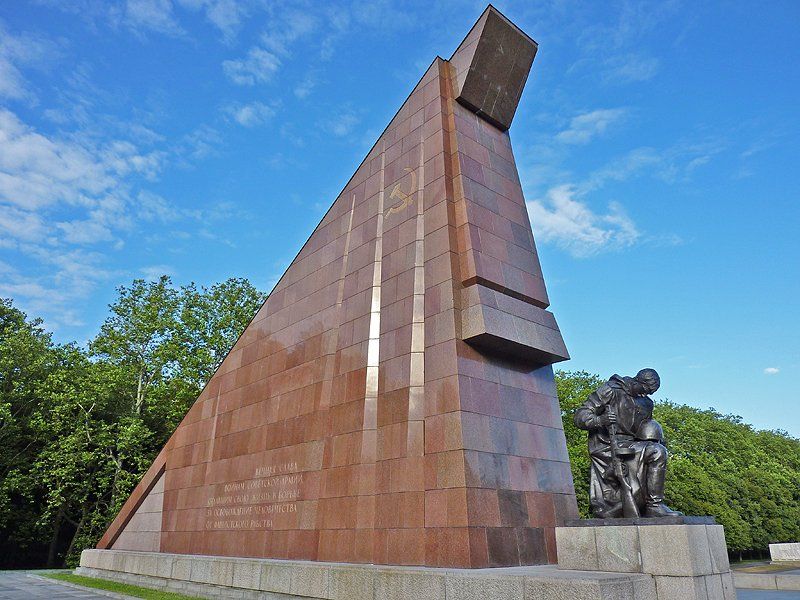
[450,5,538,131]
[461,284,569,365]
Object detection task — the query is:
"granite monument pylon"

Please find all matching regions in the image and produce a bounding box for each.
[96,5,575,569]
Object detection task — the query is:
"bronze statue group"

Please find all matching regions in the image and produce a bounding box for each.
[574,368,683,519]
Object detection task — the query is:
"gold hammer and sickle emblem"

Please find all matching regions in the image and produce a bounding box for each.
[385,168,417,216]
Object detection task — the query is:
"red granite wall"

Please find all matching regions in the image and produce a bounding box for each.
[100,7,577,568]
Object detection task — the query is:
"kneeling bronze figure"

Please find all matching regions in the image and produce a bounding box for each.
[574,368,682,519]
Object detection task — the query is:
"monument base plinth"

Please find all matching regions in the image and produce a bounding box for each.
[769,542,800,562]
[79,549,656,600]
[556,518,736,600]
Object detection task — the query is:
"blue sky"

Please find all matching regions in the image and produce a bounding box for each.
[0,1,798,435]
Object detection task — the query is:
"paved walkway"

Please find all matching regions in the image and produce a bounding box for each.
[0,571,127,599]
[1,569,799,599]
[738,592,800,599]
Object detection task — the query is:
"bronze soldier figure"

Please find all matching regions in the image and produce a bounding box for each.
[574,368,683,518]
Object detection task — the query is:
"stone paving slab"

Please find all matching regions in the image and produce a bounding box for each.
[0,571,132,600]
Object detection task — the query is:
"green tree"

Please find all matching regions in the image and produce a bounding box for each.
[90,276,181,416]
[0,276,265,568]
[178,278,265,387]
[555,370,603,518]
[0,299,62,566]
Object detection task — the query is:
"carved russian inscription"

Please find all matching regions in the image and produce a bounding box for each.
[205,462,302,530]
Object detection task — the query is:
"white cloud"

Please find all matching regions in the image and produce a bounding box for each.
[36,0,189,39]
[222,9,317,85]
[222,46,280,85]
[527,184,640,257]
[176,0,246,40]
[125,0,185,36]
[556,108,626,145]
[764,367,780,375]
[223,101,276,127]
[570,0,677,87]
[55,194,132,244]
[604,54,660,83]
[0,205,47,242]
[279,123,305,148]
[177,125,221,162]
[324,111,359,137]
[0,246,115,330]
[140,264,175,280]
[0,21,58,101]
[0,53,27,101]
[584,147,661,190]
[0,109,164,213]
[0,280,51,301]
[260,11,317,55]
[311,2,416,62]
[0,107,200,330]
[294,76,316,99]
[136,190,180,222]
[581,139,725,191]
[202,0,244,37]
[56,219,115,244]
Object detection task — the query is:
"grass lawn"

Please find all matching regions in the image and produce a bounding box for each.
[41,572,204,600]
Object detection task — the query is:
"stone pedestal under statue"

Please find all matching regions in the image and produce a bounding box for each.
[556,517,737,600]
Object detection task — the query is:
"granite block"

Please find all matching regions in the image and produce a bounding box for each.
[101,550,116,571]
[211,559,235,587]
[523,577,624,600]
[631,576,658,600]
[374,570,445,600]
[232,560,261,589]
[703,574,724,599]
[770,542,800,561]
[156,554,174,578]
[329,567,375,600]
[445,574,524,600]
[720,571,737,600]
[77,550,679,600]
[172,556,193,580]
[733,571,776,590]
[289,565,329,598]
[706,525,730,574]
[775,573,800,591]
[595,526,641,573]
[135,554,158,577]
[654,575,709,600]
[639,525,713,576]
[260,563,294,594]
[555,525,598,570]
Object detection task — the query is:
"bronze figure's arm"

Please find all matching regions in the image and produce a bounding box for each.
[573,383,616,431]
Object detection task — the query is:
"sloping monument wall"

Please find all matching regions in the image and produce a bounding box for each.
[98,6,577,568]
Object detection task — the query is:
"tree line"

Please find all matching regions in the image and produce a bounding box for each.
[0,277,798,567]
[0,277,264,568]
